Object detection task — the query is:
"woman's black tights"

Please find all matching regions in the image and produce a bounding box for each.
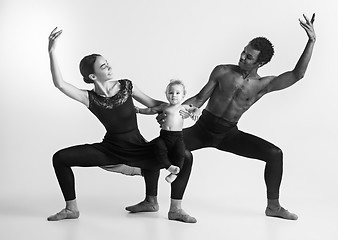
[52,144,193,201]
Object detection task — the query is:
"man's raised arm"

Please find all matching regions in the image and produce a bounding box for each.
[266,13,316,93]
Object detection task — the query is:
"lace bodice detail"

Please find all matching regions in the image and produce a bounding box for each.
[88,79,133,109]
[87,79,137,134]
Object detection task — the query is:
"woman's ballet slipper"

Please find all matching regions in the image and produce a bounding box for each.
[125,201,159,213]
[47,209,80,221]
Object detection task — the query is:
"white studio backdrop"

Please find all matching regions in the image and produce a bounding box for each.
[0,0,337,215]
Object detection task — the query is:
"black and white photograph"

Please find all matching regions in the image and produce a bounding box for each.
[0,0,337,239]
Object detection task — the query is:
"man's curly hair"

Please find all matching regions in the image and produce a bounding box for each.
[249,37,274,65]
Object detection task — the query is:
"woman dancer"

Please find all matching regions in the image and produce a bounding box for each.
[47,27,196,223]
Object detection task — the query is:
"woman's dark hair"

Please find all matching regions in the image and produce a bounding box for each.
[79,54,101,84]
[249,37,274,66]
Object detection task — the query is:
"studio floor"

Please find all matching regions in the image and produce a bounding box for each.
[0,192,336,240]
[0,149,337,240]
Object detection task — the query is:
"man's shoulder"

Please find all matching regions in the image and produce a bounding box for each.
[214,64,237,72]
[211,64,238,80]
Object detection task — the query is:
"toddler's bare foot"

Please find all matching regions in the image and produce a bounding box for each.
[168,209,197,223]
[167,165,180,174]
[165,173,177,183]
[47,208,79,221]
[265,206,298,220]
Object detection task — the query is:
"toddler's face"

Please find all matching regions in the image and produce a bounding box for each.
[166,84,185,105]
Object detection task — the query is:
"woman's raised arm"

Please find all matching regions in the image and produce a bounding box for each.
[48,27,89,107]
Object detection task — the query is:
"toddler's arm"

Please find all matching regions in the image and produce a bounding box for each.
[135,104,165,115]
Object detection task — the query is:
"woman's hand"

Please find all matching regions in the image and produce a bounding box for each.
[48,27,63,53]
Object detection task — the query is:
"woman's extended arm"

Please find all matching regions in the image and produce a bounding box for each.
[48,27,89,107]
[132,84,164,108]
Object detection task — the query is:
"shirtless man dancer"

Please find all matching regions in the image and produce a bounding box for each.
[128,13,315,220]
[179,13,316,220]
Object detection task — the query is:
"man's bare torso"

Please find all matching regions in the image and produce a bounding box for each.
[205,65,272,122]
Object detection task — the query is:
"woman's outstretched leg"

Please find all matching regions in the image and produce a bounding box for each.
[125,150,197,223]
[168,150,196,223]
[47,199,79,221]
[125,169,160,213]
[48,144,118,221]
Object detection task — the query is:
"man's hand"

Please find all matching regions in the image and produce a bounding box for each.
[189,107,201,121]
[156,112,166,127]
[299,13,316,42]
[179,109,191,120]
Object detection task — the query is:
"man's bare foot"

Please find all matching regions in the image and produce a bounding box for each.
[265,206,298,220]
[165,173,177,183]
[167,165,180,174]
[125,200,159,213]
[168,209,197,223]
[47,208,80,221]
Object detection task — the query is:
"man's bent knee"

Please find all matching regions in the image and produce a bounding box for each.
[269,147,283,161]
